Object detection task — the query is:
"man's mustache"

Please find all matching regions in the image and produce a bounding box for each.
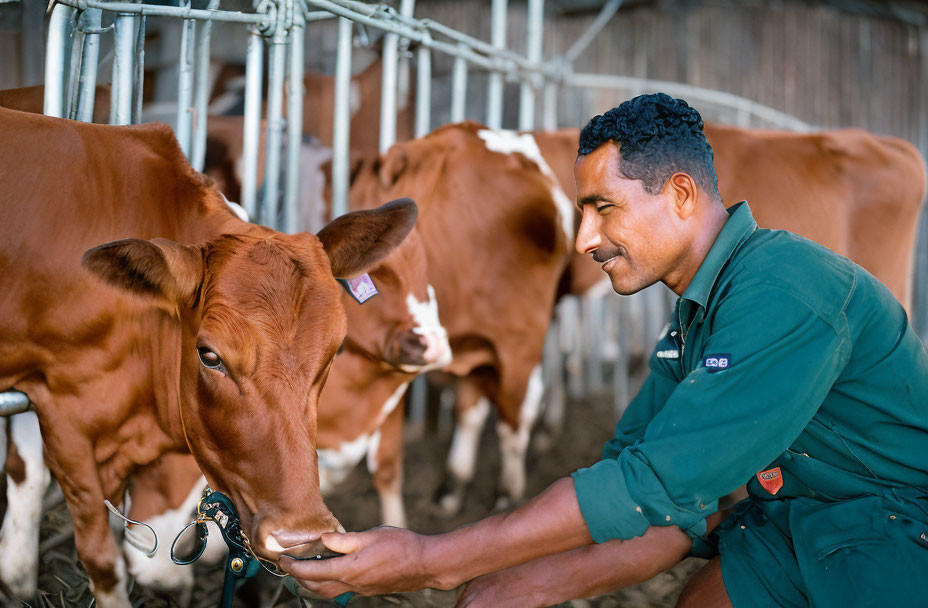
[592,248,622,263]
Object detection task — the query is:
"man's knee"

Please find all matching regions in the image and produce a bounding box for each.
[676,557,733,608]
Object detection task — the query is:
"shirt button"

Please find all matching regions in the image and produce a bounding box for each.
[889,514,897,520]
[740,525,747,530]
[699,503,707,510]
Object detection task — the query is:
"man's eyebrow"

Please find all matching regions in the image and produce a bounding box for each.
[577,194,614,209]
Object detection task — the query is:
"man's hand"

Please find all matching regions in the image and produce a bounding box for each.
[281,526,434,598]
[282,477,592,598]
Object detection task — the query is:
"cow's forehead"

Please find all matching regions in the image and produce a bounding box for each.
[202,234,343,326]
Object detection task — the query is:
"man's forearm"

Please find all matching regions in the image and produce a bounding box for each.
[471,525,692,607]
[424,477,593,589]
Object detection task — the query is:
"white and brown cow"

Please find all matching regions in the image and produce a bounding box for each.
[0,106,418,606]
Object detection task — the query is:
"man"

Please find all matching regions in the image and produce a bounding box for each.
[283,94,928,607]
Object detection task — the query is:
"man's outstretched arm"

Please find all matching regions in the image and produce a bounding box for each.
[454,525,691,608]
[281,477,593,598]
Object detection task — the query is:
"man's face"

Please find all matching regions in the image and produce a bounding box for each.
[574,143,686,295]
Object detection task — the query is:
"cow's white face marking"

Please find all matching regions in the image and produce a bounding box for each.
[477,129,575,243]
[498,364,544,501]
[401,285,452,373]
[123,477,214,596]
[0,412,50,599]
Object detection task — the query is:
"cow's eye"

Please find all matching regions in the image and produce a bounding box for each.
[197,347,224,371]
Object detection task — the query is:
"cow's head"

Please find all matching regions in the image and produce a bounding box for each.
[82,199,417,560]
[339,226,450,375]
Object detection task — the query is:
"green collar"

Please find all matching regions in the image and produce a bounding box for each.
[680,201,757,310]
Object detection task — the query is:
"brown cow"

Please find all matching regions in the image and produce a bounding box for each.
[0,84,112,124]
[337,122,572,512]
[119,222,449,600]
[536,124,926,310]
[0,106,417,606]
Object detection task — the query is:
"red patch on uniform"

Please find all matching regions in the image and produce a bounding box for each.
[756,467,783,495]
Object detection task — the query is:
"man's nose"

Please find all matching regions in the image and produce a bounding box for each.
[575,206,601,255]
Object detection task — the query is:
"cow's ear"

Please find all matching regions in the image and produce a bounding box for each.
[82,238,203,306]
[316,198,417,279]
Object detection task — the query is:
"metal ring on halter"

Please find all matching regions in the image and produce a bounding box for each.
[170,520,210,566]
[104,499,159,558]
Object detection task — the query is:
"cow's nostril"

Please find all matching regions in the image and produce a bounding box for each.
[394,330,429,365]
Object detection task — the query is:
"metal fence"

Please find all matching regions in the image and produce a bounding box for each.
[2,0,822,424]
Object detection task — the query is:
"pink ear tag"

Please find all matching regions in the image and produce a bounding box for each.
[338,273,379,304]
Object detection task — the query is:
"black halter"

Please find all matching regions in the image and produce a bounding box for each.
[170,487,354,607]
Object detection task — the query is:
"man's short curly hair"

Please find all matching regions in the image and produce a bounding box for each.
[578,93,720,198]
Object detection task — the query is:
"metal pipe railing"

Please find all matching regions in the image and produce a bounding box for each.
[176,14,197,155]
[131,15,146,124]
[191,0,222,172]
[284,11,306,234]
[380,30,400,154]
[519,0,544,131]
[75,8,102,123]
[562,72,812,131]
[564,0,623,64]
[57,0,269,26]
[331,16,353,219]
[262,39,287,228]
[44,4,74,118]
[486,0,507,129]
[241,29,265,217]
[450,43,468,123]
[415,38,431,138]
[110,13,136,125]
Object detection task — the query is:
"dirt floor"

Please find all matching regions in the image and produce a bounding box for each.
[20,389,704,608]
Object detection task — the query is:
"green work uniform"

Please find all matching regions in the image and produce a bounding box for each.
[571,202,928,607]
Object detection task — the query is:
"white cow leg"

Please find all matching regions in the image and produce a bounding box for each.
[437,395,490,515]
[88,556,130,608]
[0,412,50,599]
[495,365,544,511]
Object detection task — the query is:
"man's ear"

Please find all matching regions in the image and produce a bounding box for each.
[82,238,204,306]
[316,198,417,279]
[666,172,699,220]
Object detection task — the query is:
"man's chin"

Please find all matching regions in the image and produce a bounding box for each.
[606,270,649,296]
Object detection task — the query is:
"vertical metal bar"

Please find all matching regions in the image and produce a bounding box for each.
[450,44,468,123]
[242,30,264,219]
[519,0,544,132]
[176,15,197,155]
[396,0,416,131]
[414,41,431,138]
[408,376,428,438]
[331,17,353,219]
[284,13,306,234]
[66,21,85,120]
[542,80,557,130]
[44,4,74,118]
[584,295,604,393]
[263,41,287,229]
[486,0,507,129]
[76,8,102,123]
[380,31,400,154]
[110,13,136,125]
[132,16,146,125]
[191,0,220,172]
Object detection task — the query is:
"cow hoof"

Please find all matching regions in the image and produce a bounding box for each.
[493,495,513,512]
[433,477,467,516]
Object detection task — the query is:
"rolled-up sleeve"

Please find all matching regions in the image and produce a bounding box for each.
[572,286,848,543]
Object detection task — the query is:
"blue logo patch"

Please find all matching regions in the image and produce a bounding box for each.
[702,353,731,373]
